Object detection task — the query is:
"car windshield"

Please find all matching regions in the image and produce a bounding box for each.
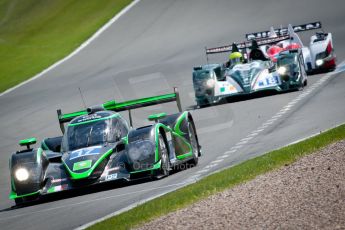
[277,55,295,66]
[62,119,111,152]
[229,61,263,81]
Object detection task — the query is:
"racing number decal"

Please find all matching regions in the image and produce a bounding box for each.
[69,146,102,160]
[266,75,279,85]
[259,75,280,87]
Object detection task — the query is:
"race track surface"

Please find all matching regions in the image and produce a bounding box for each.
[0,0,345,229]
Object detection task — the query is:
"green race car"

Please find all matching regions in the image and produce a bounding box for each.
[9,89,201,205]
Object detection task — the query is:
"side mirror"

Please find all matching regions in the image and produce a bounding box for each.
[148,113,167,123]
[19,137,37,150]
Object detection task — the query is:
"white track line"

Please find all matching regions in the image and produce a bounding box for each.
[248,132,259,137]
[240,136,252,142]
[196,169,210,174]
[205,163,219,169]
[0,0,142,97]
[210,159,223,164]
[237,141,247,146]
[225,149,237,154]
[216,155,229,160]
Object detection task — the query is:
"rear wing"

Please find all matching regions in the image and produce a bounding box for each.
[206,43,247,55]
[206,35,290,55]
[245,21,322,40]
[57,88,182,133]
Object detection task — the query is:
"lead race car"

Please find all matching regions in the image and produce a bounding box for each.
[193,40,307,107]
[245,21,336,73]
[9,89,201,205]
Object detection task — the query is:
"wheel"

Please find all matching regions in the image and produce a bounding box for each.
[14,193,39,206]
[225,97,232,103]
[152,133,170,179]
[304,79,308,86]
[296,79,305,91]
[188,121,199,166]
[15,198,23,206]
[197,101,209,109]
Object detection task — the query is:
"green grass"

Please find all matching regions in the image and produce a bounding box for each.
[89,124,345,230]
[0,0,132,93]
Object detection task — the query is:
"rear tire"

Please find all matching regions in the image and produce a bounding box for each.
[188,122,199,166]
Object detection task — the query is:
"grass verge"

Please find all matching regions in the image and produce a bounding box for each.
[0,0,132,93]
[89,123,345,230]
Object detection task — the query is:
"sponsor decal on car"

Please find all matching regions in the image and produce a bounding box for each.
[51,178,68,183]
[75,114,102,123]
[229,86,236,92]
[246,22,322,40]
[106,173,118,181]
[73,159,92,171]
[47,184,69,193]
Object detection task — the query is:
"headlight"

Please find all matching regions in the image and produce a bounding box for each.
[277,66,287,75]
[316,59,324,66]
[15,168,29,181]
[206,79,215,88]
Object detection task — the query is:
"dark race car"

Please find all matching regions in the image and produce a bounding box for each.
[9,89,201,205]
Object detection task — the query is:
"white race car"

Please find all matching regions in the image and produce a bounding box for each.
[246,22,336,74]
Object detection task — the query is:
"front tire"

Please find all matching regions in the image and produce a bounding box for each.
[15,198,23,206]
[152,133,170,179]
[197,102,209,109]
[304,79,308,87]
[14,193,39,206]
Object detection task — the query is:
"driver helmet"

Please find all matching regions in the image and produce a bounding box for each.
[92,122,106,143]
[285,43,301,51]
[267,45,283,62]
[229,52,243,65]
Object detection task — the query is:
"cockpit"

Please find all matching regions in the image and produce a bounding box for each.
[61,111,129,152]
[277,54,297,66]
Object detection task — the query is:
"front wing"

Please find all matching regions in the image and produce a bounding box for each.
[195,75,302,105]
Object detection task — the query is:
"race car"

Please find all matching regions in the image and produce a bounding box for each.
[192,36,292,107]
[9,89,201,205]
[193,49,307,107]
[245,22,336,73]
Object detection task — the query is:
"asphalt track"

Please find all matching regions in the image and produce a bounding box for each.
[0,0,345,229]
